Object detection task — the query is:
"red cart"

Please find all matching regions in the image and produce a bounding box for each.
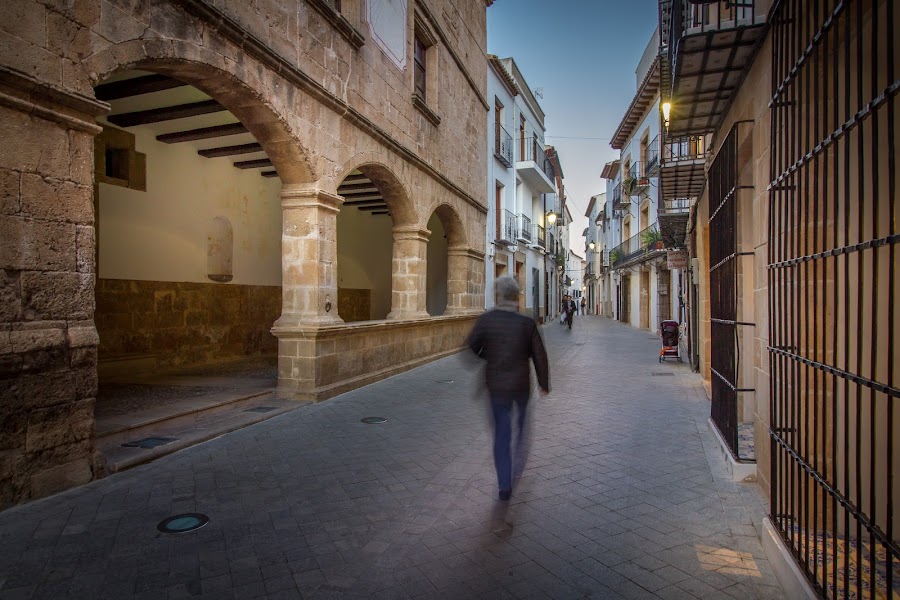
[659,320,681,362]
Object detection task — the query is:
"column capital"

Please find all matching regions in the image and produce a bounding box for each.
[447,246,485,261]
[281,185,343,212]
[392,226,431,243]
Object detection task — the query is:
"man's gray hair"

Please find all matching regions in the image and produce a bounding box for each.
[495,275,520,303]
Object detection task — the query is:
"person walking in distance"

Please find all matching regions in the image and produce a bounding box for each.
[564,294,575,329]
[581,297,586,316]
[467,276,550,501]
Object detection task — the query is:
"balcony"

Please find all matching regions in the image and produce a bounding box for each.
[660,135,708,199]
[517,214,532,244]
[646,135,660,176]
[497,209,517,245]
[624,162,651,198]
[516,138,555,194]
[658,198,692,249]
[610,222,666,269]
[532,223,546,250]
[666,0,768,137]
[612,182,630,215]
[494,122,513,168]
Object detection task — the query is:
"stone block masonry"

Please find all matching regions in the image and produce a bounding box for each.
[94,279,281,369]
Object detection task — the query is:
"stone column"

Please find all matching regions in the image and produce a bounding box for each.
[387,226,430,320]
[0,70,107,506]
[446,246,484,314]
[273,185,343,328]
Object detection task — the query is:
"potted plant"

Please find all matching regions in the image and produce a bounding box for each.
[622,177,638,196]
[609,249,622,264]
[641,228,664,250]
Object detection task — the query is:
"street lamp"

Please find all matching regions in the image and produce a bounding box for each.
[546,211,557,225]
[662,101,672,130]
[588,241,596,251]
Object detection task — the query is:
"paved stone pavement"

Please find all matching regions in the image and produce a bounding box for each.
[0,315,786,599]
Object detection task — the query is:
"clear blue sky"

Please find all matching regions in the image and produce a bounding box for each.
[487,0,660,252]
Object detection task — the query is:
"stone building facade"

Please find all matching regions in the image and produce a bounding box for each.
[0,0,490,506]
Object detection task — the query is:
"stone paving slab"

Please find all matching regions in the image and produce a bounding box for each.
[0,315,786,599]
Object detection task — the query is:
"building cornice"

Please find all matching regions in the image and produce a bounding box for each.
[487,55,520,98]
[610,57,660,150]
[600,160,620,180]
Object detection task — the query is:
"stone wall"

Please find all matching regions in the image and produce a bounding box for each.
[275,314,477,401]
[95,279,281,369]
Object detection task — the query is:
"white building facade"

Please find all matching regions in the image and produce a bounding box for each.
[604,29,684,334]
[485,56,561,321]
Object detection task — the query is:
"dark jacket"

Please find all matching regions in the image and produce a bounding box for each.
[466,308,550,397]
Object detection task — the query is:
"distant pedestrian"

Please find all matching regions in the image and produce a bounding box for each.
[564,295,575,329]
[467,276,550,501]
[581,297,586,315]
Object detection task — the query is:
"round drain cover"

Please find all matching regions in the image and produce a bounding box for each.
[157,513,209,534]
[361,417,387,424]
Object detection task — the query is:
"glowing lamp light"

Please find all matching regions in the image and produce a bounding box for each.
[546,211,557,225]
[588,241,596,251]
[662,101,672,129]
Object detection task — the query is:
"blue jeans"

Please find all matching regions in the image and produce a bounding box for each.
[490,391,529,492]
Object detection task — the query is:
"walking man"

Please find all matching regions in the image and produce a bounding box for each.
[467,276,550,501]
[564,294,575,329]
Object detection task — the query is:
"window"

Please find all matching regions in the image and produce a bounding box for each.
[414,35,427,100]
[411,15,440,125]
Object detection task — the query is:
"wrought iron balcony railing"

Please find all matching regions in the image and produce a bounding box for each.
[610,222,664,268]
[663,135,707,163]
[494,122,513,167]
[533,223,546,248]
[659,197,692,215]
[518,214,532,242]
[498,208,517,244]
[646,135,660,175]
[518,138,555,181]
[624,162,651,197]
[612,182,629,212]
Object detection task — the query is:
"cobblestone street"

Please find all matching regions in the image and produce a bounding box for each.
[0,316,785,599]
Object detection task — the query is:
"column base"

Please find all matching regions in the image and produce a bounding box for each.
[272,314,344,329]
[386,310,430,320]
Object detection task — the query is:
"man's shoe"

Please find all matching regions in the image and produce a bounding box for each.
[499,490,511,501]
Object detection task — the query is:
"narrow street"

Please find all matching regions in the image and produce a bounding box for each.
[0,316,785,600]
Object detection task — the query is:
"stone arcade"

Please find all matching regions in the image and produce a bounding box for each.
[0,0,490,506]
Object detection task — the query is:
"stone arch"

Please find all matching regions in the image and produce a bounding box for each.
[429,203,468,250]
[333,155,418,227]
[83,39,316,185]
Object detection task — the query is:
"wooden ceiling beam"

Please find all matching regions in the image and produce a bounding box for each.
[340,195,383,203]
[356,205,389,211]
[234,158,272,169]
[343,200,386,207]
[198,143,263,158]
[157,122,248,143]
[261,171,279,178]
[338,185,380,195]
[107,99,224,127]
[95,74,187,101]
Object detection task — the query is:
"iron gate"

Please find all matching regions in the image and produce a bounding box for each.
[709,122,755,462]
[769,0,899,598]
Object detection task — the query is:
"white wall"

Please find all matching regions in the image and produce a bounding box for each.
[336,207,393,320]
[98,124,283,286]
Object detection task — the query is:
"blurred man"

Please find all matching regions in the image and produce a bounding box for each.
[467,276,550,501]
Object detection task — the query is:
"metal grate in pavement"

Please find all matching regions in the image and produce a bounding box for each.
[244,406,277,413]
[650,372,675,376]
[360,417,387,424]
[435,380,454,384]
[122,437,178,449]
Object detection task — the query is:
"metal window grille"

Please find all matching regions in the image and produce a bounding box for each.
[768,1,900,599]
[709,121,755,462]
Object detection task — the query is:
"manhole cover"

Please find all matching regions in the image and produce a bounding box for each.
[361,417,388,424]
[244,406,277,413]
[651,372,675,376]
[122,437,178,449]
[435,380,454,384]
[157,513,209,534]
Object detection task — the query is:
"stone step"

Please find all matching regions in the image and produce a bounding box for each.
[96,393,309,474]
